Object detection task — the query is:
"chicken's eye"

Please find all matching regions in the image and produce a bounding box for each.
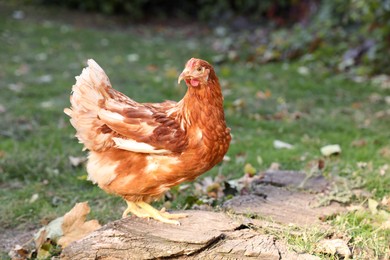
[197,67,202,72]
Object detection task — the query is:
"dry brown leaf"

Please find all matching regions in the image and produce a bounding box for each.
[381,220,390,230]
[57,202,101,248]
[346,205,365,212]
[256,89,272,100]
[8,244,31,260]
[351,139,367,147]
[379,147,390,159]
[379,164,389,176]
[316,239,351,258]
[381,196,390,210]
[0,104,6,113]
[368,199,379,215]
[269,162,281,171]
[351,102,362,109]
[34,229,48,252]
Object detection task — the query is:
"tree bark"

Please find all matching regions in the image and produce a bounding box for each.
[61,210,320,260]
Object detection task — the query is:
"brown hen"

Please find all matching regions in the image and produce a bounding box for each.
[64,58,231,225]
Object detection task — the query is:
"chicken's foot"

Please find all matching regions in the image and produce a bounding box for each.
[122,201,186,225]
[159,207,188,219]
[137,201,187,225]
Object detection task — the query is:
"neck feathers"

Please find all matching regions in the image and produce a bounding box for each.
[180,76,226,129]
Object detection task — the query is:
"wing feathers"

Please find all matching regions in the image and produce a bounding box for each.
[112,137,170,154]
[65,59,188,154]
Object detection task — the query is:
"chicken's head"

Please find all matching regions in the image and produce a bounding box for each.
[178,58,213,87]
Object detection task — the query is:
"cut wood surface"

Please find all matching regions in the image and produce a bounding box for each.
[61,211,319,260]
[224,187,342,226]
[224,170,343,226]
[61,171,343,260]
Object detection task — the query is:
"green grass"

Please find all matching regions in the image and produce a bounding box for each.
[0,2,389,259]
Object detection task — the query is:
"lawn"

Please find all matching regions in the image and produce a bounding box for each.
[0,2,389,259]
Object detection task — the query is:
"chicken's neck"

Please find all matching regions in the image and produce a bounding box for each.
[177,80,230,173]
[180,80,226,130]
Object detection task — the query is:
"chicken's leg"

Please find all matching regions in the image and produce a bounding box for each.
[122,201,150,218]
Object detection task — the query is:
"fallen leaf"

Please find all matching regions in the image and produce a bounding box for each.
[374,109,390,119]
[146,64,158,72]
[36,75,53,83]
[244,163,256,176]
[12,10,25,20]
[352,189,372,199]
[69,156,87,167]
[57,202,101,248]
[368,198,379,215]
[127,53,139,62]
[227,173,259,195]
[381,220,390,230]
[379,147,390,159]
[368,93,382,103]
[351,102,362,109]
[371,74,390,89]
[385,96,390,105]
[235,153,247,164]
[232,98,246,110]
[8,83,24,92]
[29,193,39,203]
[297,66,310,75]
[320,144,341,156]
[34,216,64,244]
[356,161,368,169]
[269,162,280,171]
[379,164,389,176]
[35,52,48,61]
[34,229,48,251]
[8,244,31,260]
[40,100,54,108]
[223,155,231,162]
[351,139,367,147]
[346,205,365,212]
[256,89,272,100]
[34,229,53,259]
[381,196,390,210]
[316,239,351,258]
[256,155,263,166]
[273,140,294,149]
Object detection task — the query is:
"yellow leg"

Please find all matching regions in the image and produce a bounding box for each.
[136,201,187,225]
[122,201,150,218]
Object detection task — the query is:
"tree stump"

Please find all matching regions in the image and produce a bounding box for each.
[60,171,343,259]
[61,211,319,260]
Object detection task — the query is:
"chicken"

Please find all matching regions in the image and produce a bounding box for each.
[64,58,231,225]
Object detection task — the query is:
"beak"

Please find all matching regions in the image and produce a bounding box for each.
[178,69,190,84]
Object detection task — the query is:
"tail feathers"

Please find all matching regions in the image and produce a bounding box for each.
[64,59,114,151]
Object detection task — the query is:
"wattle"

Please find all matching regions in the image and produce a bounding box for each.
[190,78,200,87]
